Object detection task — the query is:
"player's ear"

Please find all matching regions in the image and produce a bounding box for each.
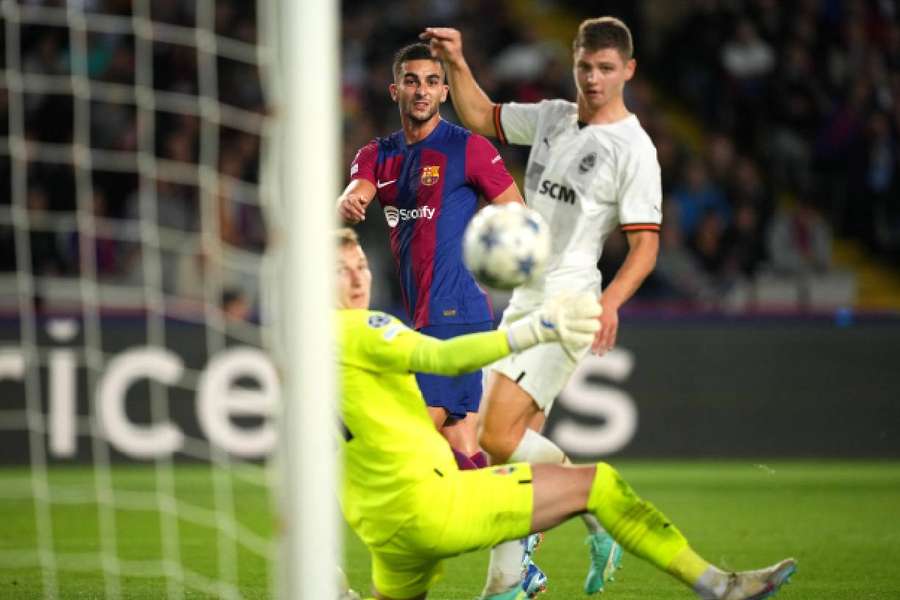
[389,82,398,102]
[623,58,636,81]
[439,83,448,103]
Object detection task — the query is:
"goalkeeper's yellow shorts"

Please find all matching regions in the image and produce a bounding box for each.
[368,462,534,599]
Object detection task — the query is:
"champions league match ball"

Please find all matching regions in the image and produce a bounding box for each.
[463,203,550,290]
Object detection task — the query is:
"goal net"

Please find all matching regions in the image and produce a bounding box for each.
[0,0,338,597]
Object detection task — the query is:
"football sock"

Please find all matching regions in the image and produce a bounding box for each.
[509,428,565,464]
[453,448,478,470]
[481,541,525,595]
[672,549,730,599]
[482,430,564,595]
[588,462,719,591]
[470,450,488,469]
[581,510,604,534]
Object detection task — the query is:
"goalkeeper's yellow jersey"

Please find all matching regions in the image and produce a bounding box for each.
[336,309,510,546]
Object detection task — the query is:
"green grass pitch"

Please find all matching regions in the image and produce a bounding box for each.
[1,461,899,599]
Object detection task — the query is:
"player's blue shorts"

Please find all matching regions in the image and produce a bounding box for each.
[416,320,493,419]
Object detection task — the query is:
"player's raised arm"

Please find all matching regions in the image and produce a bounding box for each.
[420,27,496,138]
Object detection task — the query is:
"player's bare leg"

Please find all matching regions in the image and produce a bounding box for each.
[426,405,449,430]
[526,463,796,600]
[478,373,549,597]
[441,411,480,455]
[427,406,479,469]
[478,372,620,596]
[479,372,539,463]
[527,410,546,435]
[441,411,488,467]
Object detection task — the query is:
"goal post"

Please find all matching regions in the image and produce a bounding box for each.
[0,0,341,597]
[278,0,340,599]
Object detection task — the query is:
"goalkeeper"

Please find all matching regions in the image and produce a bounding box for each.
[335,228,795,600]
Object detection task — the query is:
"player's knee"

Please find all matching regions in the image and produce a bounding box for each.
[594,461,619,480]
[588,462,629,510]
[593,462,629,489]
[477,426,516,464]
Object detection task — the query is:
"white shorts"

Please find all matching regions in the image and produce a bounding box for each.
[489,289,592,413]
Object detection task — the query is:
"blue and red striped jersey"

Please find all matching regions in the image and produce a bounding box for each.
[351,119,514,329]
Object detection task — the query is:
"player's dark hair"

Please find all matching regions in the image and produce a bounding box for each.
[392,43,443,80]
[221,287,243,307]
[336,227,360,248]
[573,17,633,60]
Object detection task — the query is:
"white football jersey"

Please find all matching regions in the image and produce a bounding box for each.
[495,100,662,301]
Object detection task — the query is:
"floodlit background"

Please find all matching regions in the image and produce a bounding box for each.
[340,0,900,459]
[1,1,899,598]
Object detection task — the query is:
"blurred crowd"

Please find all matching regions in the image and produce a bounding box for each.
[645,0,899,308]
[1,0,898,316]
[0,0,266,316]
[344,0,899,313]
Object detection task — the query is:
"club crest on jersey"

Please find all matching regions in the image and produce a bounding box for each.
[491,465,518,476]
[420,165,440,186]
[578,152,597,174]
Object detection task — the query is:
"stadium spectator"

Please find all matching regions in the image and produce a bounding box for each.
[671,158,731,238]
[766,194,832,276]
[721,19,774,85]
[653,201,720,305]
[689,209,731,285]
[728,156,772,220]
[653,128,686,195]
[222,287,251,322]
[27,186,67,277]
[67,189,126,278]
[768,41,828,192]
[651,0,897,276]
[218,147,267,252]
[859,112,899,255]
[705,133,738,192]
[723,200,767,280]
[3,0,897,313]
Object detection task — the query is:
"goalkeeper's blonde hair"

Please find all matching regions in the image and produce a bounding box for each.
[336,227,360,248]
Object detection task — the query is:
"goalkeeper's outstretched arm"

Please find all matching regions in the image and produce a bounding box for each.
[408,329,510,376]
[337,229,600,375]
[406,291,602,375]
[419,27,496,138]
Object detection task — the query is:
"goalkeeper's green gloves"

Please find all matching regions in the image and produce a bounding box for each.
[505,291,602,359]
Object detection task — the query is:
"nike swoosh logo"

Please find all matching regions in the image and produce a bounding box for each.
[540,318,555,330]
[491,155,502,164]
[376,179,397,189]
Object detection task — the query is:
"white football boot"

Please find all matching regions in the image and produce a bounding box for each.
[717,558,796,600]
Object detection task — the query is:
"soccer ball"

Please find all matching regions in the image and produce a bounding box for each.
[463,203,550,290]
